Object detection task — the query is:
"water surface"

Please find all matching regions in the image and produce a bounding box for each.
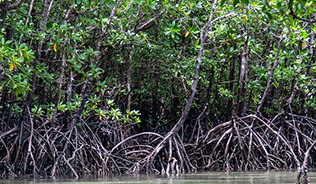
[1,170,316,184]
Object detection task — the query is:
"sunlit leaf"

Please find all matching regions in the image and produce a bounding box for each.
[185,31,190,37]
[302,41,307,49]
[117,7,122,14]
[9,63,14,71]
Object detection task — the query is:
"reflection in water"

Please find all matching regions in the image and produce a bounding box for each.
[1,170,316,184]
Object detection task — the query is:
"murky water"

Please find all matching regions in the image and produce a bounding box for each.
[1,170,316,184]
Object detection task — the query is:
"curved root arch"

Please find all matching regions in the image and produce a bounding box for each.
[190,114,316,171]
[105,132,164,174]
[1,111,316,178]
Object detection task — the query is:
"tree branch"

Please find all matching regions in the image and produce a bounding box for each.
[134,10,166,33]
[257,34,285,113]
[288,5,316,23]
[8,0,26,10]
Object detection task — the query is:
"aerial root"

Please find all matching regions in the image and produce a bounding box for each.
[108,114,316,174]
[1,113,316,178]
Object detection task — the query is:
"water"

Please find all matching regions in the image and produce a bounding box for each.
[1,170,316,184]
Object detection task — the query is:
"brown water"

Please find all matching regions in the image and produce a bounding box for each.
[0,170,315,184]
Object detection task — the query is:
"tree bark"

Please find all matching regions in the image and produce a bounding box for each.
[126,51,132,112]
[0,0,25,29]
[0,0,9,30]
[96,0,121,52]
[146,0,220,163]
[226,57,236,119]
[19,0,35,45]
[51,56,66,122]
[38,0,54,58]
[257,35,284,113]
[40,0,53,31]
[302,24,314,116]
[236,29,249,116]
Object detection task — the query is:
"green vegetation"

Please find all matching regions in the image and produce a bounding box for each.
[0,0,315,182]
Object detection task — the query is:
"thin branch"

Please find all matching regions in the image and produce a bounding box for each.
[289,7,316,23]
[8,0,26,10]
[134,10,166,33]
[257,34,285,113]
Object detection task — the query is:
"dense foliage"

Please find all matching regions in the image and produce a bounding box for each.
[0,0,316,180]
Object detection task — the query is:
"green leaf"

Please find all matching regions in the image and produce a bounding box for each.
[220,0,228,6]
[233,0,240,6]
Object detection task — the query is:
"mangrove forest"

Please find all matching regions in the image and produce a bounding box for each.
[0,0,316,183]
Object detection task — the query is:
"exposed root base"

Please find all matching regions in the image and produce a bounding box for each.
[1,113,316,179]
